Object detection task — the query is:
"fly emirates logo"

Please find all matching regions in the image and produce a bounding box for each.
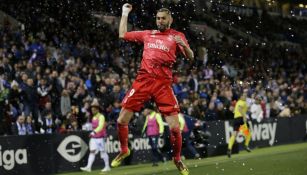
[147,39,170,52]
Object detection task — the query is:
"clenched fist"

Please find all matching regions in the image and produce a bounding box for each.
[122,3,132,16]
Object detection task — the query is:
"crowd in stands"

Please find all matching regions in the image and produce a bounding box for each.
[0,0,306,136]
[203,2,307,44]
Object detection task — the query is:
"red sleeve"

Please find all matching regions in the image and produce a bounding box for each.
[124,31,147,43]
[177,33,190,57]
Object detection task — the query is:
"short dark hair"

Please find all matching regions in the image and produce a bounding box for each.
[157,8,172,15]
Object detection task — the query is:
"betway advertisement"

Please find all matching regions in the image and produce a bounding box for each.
[206,115,307,155]
[224,120,277,146]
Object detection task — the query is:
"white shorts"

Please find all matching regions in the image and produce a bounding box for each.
[89,138,106,152]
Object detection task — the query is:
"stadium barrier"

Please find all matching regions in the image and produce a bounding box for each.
[0,115,306,174]
[206,115,307,156]
[0,128,160,175]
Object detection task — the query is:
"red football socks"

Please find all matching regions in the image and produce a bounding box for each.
[117,123,129,153]
[170,127,182,162]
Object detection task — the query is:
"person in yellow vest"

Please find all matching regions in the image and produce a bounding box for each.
[142,103,165,166]
[227,92,252,158]
[80,99,110,172]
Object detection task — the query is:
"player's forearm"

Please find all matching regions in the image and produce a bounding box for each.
[183,45,194,61]
[119,16,128,39]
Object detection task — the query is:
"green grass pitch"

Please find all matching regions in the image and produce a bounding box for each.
[59,142,307,175]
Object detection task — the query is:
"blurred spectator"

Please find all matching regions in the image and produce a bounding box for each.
[108,100,121,126]
[49,70,63,116]
[202,65,213,80]
[60,89,71,118]
[11,115,26,135]
[72,85,87,109]
[41,111,56,134]
[58,122,68,134]
[67,105,84,129]
[179,113,200,159]
[37,77,52,111]
[173,75,189,101]
[8,80,22,118]
[22,78,39,124]
[250,96,264,122]
[67,118,80,132]
[0,78,9,134]
[278,104,291,118]
[204,103,217,121]
[25,115,36,135]
[188,71,199,92]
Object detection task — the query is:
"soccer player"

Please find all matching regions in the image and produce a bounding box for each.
[111,3,194,175]
[80,99,111,172]
[227,91,252,158]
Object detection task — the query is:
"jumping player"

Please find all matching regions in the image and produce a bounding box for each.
[111,3,194,175]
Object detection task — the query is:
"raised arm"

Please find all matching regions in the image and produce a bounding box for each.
[119,3,132,39]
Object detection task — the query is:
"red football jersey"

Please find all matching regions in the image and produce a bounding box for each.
[124,29,189,79]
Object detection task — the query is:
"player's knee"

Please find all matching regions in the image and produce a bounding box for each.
[169,123,180,130]
[164,114,180,129]
[170,127,181,134]
[117,108,134,124]
[117,117,130,125]
[161,109,179,117]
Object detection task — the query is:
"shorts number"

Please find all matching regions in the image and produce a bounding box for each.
[128,89,135,97]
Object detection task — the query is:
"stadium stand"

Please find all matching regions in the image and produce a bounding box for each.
[0,0,306,140]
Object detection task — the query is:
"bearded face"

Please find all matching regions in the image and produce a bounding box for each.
[156,12,172,32]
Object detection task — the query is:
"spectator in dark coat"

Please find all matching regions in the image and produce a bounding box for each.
[8,80,22,116]
[11,115,26,135]
[22,78,39,125]
[25,115,36,135]
[41,112,56,134]
[49,70,63,116]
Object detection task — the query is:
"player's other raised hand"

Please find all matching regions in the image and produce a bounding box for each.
[174,35,187,47]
